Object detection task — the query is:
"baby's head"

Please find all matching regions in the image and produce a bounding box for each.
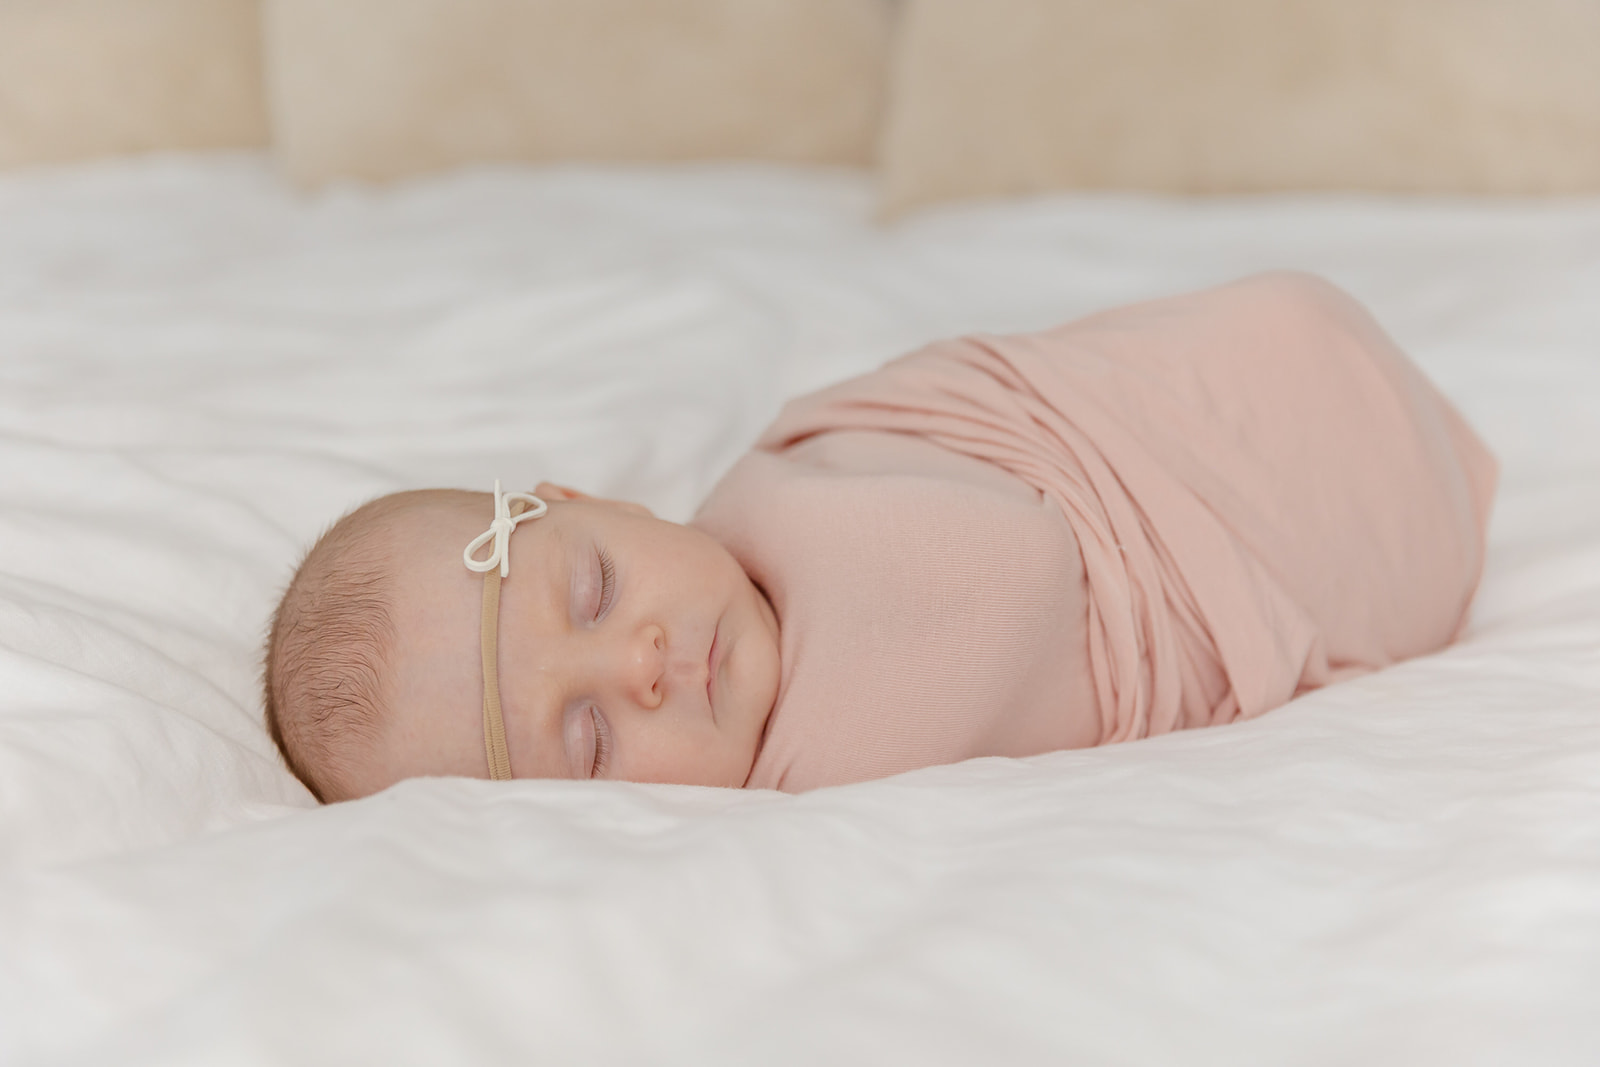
[264,484,781,802]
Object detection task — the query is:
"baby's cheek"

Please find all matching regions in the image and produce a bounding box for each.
[664,724,744,788]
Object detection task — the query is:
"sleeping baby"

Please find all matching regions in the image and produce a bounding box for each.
[264,272,1497,801]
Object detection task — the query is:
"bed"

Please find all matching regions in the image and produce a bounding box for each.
[2,153,1598,1065]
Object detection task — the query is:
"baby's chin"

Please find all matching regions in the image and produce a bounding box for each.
[725,571,783,784]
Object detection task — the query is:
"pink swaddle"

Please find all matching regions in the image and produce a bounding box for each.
[694,273,1497,792]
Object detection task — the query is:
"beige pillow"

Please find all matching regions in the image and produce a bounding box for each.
[880,0,1600,214]
[0,0,268,169]
[265,0,895,185]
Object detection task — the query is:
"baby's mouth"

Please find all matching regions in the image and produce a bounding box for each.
[706,619,722,723]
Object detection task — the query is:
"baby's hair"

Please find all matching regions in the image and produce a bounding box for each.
[263,494,419,802]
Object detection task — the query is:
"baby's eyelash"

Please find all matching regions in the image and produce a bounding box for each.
[596,548,616,620]
[590,706,611,778]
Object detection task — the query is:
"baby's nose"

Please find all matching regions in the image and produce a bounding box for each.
[619,623,666,710]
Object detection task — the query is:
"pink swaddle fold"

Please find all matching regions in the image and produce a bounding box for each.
[696,272,1496,791]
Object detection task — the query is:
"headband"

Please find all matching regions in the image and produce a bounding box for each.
[463,480,548,779]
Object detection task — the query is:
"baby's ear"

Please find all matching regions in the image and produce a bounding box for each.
[533,482,589,502]
[534,482,652,518]
[605,498,654,518]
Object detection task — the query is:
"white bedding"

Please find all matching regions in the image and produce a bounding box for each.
[1,155,1598,1066]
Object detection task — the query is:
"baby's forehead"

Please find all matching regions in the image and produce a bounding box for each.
[384,493,569,632]
[370,492,584,785]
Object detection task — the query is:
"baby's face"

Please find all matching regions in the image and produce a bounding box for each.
[344,484,780,798]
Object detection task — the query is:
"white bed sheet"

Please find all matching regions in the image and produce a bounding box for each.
[1,156,1597,1066]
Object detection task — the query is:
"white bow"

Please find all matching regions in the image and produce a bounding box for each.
[463,480,549,578]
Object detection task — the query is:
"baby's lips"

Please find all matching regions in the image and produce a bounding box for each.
[706,620,724,719]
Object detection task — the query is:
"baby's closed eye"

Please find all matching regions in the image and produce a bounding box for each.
[594,547,616,621]
[563,702,611,778]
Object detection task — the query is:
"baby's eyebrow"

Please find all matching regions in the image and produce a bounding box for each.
[553,526,584,623]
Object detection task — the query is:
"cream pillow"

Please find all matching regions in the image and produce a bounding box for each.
[265,0,895,185]
[0,0,268,169]
[880,0,1600,214]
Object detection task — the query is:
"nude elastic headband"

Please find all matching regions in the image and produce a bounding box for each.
[463,480,548,779]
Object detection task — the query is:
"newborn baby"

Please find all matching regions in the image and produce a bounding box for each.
[265,273,1496,802]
